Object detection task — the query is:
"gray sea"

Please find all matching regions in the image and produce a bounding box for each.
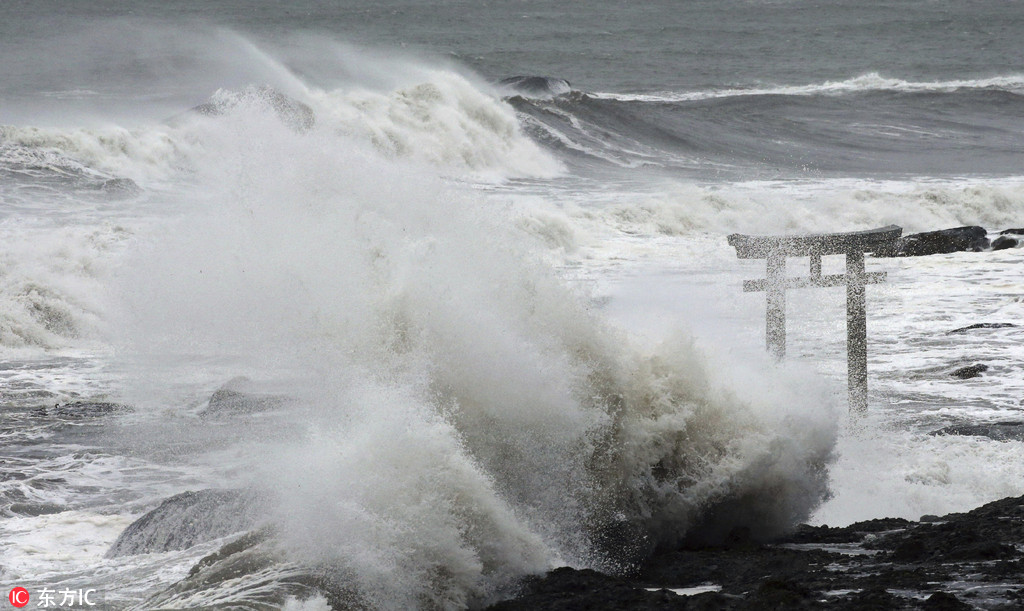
[2,1,1023,609]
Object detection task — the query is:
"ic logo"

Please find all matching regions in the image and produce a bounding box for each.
[8,588,29,608]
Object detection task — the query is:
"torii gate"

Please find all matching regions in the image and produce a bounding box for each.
[727,225,902,413]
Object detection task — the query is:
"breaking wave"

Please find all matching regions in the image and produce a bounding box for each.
[521,179,1024,244]
[1,62,561,192]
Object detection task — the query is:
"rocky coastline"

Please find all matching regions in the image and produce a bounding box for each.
[486,494,1024,610]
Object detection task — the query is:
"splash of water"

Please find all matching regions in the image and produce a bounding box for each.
[109,56,837,606]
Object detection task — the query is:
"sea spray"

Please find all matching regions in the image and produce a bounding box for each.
[109,68,838,607]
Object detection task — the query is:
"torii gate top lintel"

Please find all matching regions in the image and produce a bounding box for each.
[727,224,903,259]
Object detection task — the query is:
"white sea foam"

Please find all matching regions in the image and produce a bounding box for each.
[594,72,1024,103]
[0,510,135,580]
[0,221,129,352]
[0,124,187,186]
[513,179,1024,260]
[814,426,1024,526]
[282,596,333,611]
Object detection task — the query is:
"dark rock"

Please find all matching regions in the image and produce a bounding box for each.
[991,235,1019,251]
[499,76,572,98]
[930,421,1024,442]
[998,228,1024,235]
[199,376,286,418]
[782,517,911,545]
[488,494,1024,610]
[185,526,274,578]
[748,578,814,609]
[868,497,1024,565]
[839,587,904,610]
[948,322,1016,334]
[98,177,141,196]
[922,592,972,610]
[891,538,929,562]
[945,540,1017,562]
[879,226,989,257]
[140,527,364,611]
[106,488,265,557]
[949,363,988,379]
[641,546,831,593]
[486,567,694,610]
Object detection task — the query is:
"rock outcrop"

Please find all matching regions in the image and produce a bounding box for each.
[106,488,265,557]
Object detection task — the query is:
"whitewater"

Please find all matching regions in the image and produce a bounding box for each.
[3,3,1024,609]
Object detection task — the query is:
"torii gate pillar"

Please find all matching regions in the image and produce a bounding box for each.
[727,226,902,414]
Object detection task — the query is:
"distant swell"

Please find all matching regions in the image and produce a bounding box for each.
[512,74,1024,177]
[591,72,1024,102]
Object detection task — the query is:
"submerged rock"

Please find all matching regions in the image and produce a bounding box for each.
[947,322,1016,334]
[930,421,1024,442]
[7,502,66,517]
[949,363,988,379]
[106,488,265,557]
[98,177,141,197]
[991,235,1019,251]
[199,376,287,418]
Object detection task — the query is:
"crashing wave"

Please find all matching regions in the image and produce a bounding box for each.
[113,94,838,606]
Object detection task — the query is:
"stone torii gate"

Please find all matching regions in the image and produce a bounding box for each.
[727,225,902,413]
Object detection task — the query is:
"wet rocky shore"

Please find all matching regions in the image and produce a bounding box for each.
[486,494,1024,610]
[119,488,1023,609]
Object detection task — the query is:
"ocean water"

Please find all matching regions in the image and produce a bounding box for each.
[1,1,1023,608]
